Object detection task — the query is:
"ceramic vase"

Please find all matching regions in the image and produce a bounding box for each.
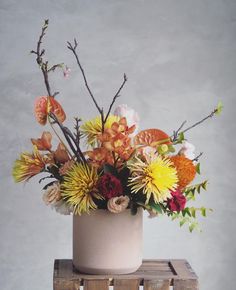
[73,208,143,274]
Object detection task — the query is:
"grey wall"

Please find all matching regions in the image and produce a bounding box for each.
[0,0,235,289]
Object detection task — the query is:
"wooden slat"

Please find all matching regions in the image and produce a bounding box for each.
[114,279,140,290]
[144,279,170,290]
[53,259,198,289]
[84,279,110,290]
[170,260,198,279]
[173,279,199,290]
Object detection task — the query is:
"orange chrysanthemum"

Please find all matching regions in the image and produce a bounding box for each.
[34,96,66,125]
[170,155,196,189]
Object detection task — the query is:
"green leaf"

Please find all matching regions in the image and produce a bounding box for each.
[103,164,118,176]
[215,101,223,115]
[201,207,206,217]
[196,163,201,175]
[178,132,185,143]
[190,207,196,218]
[150,202,163,214]
[202,181,208,190]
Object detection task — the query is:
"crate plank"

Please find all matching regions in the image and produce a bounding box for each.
[53,259,198,289]
[170,260,198,279]
[114,279,140,290]
[84,279,110,290]
[144,279,170,290]
[173,279,199,290]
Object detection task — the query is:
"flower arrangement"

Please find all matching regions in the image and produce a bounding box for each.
[12,20,222,231]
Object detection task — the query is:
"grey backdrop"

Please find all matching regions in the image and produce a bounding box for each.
[0,0,235,289]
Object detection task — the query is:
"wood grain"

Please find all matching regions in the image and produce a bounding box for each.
[114,279,140,290]
[84,279,110,290]
[144,279,170,290]
[173,279,199,290]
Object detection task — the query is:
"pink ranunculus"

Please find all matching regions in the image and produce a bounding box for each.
[167,189,186,212]
[114,104,139,134]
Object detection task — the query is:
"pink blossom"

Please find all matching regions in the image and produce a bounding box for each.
[63,66,71,78]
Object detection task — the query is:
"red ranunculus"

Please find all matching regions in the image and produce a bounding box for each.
[97,173,123,199]
[167,189,186,212]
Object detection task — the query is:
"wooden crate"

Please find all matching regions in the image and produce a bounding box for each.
[53,259,199,290]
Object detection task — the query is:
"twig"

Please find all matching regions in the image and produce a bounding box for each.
[67,39,103,115]
[182,109,218,134]
[172,108,218,142]
[67,38,127,132]
[104,74,127,123]
[171,120,187,142]
[192,152,203,162]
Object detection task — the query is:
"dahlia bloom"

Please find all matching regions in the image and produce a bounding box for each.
[97,173,123,199]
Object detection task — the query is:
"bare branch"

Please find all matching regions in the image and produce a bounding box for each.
[67,40,102,114]
[104,73,127,123]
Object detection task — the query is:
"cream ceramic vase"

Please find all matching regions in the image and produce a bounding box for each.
[73,208,143,274]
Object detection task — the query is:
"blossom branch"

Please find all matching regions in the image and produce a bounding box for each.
[31,19,63,97]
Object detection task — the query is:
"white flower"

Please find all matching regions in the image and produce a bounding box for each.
[51,199,73,215]
[178,141,195,160]
[107,196,130,213]
[42,182,61,205]
[114,104,139,135]
[147,209,158,219]
[142,146,158,161]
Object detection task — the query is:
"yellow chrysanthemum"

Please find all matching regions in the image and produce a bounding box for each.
[81,115,120,146]
[128,156,178,204]
[12,146,52,182]
[61,163,102,214]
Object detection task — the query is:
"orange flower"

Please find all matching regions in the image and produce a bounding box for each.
[31,131,52,151]
[86,148,113,167]
[34,96,66,125]
[170,155,196,189]
[134,129,171,147]
[54,143,70,163]
[110,117,136,136]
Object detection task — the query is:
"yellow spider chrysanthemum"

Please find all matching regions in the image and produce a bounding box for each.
[128,155,178,204]
[81,115,120,146]
[61,163,102,214]
[12,146,52,183]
